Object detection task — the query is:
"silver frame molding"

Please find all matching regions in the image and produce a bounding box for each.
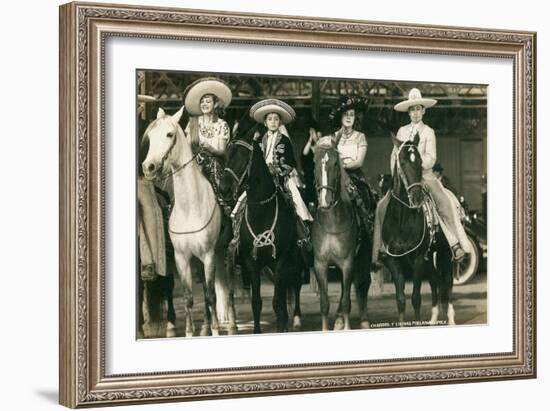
[59,2,536,407]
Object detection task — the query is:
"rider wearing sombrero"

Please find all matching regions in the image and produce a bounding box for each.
[183,77,233,216]
[371,88,470,266]
[249,98,314,248]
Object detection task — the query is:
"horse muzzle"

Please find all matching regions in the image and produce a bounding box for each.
[142,161,161,180]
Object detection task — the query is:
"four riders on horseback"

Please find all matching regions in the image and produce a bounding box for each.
[140,77,469,334]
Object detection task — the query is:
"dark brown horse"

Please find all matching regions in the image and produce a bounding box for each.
[220,127,303,333]
[311,140,372,331]
[382,133,455,326]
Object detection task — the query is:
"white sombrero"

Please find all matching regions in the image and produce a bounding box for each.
[249,98,296,125]
[394,88,437,112]
[183,77,232,116]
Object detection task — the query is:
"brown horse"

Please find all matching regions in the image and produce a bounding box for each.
[311,140,371,331]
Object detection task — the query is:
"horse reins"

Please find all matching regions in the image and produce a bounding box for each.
[385,140,427,257]
[169,202,218,235]
[224,139,277,204]
[147,126,217,235]
[146,127,200,182]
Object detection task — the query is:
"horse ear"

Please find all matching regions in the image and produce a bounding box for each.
[172,106,184,124]
[390,132,400,147]
[156,107,166,119]
[413,131,420,146]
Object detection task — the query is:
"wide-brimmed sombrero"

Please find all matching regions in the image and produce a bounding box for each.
[394,88,437,112]
[183,77,232,116]
[249,98,296,125]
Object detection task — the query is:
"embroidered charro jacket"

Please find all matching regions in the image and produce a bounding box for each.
[260,131,297,183]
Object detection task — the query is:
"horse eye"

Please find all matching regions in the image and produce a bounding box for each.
[167,132,174,139]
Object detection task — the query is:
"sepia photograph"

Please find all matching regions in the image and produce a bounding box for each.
[136,70,488,338]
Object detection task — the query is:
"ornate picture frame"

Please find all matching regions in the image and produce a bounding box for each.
[59,1,536,408]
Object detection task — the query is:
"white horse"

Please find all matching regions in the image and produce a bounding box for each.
[142,107,237,337]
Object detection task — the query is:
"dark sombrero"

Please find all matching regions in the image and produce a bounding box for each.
[328,96,366,127]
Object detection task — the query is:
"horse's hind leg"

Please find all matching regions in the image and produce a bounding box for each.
[437,247,456,325]
[273,259,289,333]
[200,280,213,336]
[175,255,195,337]
[288,263,303,331]
[138,277,144,338]
[428,258,440,325]
[203,253,220,336]
[354,265,371,329]
[218,251,238,335]
[313,259,330,331]
[166,275,177,337]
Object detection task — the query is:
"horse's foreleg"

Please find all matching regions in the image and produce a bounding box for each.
[292,274,303,331]
[245,259,262,333]
[175,255,195,337]
[273,260,289,333]
[314,259,330,331]
[203,253,220,336]
[336,259,354,331]
[411,258,425,324]
[386,259,406,325]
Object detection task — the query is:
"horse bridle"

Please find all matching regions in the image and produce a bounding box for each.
[146,125,199,181]
[224,139,254,200]
[224,139,277,205]
[314,150,340,209]
[393,141,424,209]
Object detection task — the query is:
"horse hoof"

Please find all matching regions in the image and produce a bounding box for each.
[334,317,345,331]
[186,329,195,337]
[228,325,238,335]
[166,322,176,338]
[360,321,371,329]
[211,328,220,337]
[200,325,212,337]
[293,316,302,331]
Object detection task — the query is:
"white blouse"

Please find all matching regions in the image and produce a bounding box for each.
[337,130,367,165]
[185,116,230,152]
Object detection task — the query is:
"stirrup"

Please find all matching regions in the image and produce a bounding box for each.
[451,244,465,262]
